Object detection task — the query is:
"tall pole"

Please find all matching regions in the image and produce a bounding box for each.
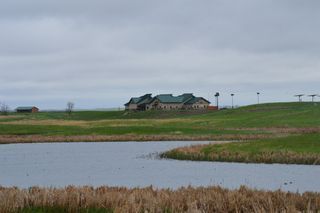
[215,92,220,109]
[309,95,317,102]
[217,96,219,109]
[257,92,260,104]
[231,94,234,109]
[295,95,304,102]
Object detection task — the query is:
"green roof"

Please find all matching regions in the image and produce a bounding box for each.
[185,97,210,104]
[16,106,37,110]
[153,94,195,103]
[153,94,182,103]
[125,93,210,106]
[178,93,195,102]
[125,94,152,106]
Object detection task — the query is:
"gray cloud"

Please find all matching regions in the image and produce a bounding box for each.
[0,0,319,109]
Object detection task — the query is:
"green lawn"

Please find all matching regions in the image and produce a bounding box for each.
[1,102,319,135]
[0,124,263,136]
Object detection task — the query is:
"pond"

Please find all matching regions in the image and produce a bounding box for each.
[0,141,319,192]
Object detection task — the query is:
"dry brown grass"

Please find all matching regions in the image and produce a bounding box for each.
[227,127,320,134]
[0,185,319,213]
[0,118,196,128]
[0,134,273,144]
[1,120,90,127]
[0,115,21,120]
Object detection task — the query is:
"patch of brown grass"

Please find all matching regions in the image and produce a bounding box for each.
[227,127,320,134]
[1,120,89,127]
[0,115,21,120]
[0,134,273,144]
[0,185,319,213]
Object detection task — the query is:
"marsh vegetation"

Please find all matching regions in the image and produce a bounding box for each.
[1,185,320,213]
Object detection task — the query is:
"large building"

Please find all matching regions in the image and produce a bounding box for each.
[125,93,210,111]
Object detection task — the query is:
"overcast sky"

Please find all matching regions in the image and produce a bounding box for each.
[0,0,319,109]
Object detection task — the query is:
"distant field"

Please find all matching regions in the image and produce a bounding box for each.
[0,102,319,140]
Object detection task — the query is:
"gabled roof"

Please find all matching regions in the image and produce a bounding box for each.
[149,93,211,104]
[125,93,210,106]
[125,94,152,106]
[153,94,185,103]
[16,106,38,110]
[178,93,196,103]
[185,97,210,104]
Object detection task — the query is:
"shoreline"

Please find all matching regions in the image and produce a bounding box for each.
[161,133,320,165]
[0,134,270,144]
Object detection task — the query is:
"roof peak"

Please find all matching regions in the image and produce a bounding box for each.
[157,94,173,96]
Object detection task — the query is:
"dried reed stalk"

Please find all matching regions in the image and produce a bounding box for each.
[0,185,319,213]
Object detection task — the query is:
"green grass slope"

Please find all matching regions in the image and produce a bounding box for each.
[0,102,319,138]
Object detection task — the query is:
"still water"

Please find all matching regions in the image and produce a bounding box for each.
[0,141,319,192]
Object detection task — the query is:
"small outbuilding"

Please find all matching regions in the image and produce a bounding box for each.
[16,106,39,113]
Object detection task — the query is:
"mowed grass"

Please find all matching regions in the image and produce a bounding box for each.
[162,133,320,164]
[202,133,320,154]
[0,102,319,137]
[0,122,258,136]
[192,102,320,128]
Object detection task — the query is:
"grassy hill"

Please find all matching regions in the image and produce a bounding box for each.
[0,102,319,141]
[157,102,320,164]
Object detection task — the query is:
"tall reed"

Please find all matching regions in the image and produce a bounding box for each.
[0,185,319,213]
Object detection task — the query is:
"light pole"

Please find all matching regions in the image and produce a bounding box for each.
[257,92,260,104]
[308,94,317,102]
[215,92,220,109]
[294,94,304,102]
[231,94,234,109]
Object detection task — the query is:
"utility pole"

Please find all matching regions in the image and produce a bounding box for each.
[231,94,234,109]
[257,92,260,104]
[215,92,220,109]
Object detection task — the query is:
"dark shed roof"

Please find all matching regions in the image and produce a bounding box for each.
[16,106,38,110]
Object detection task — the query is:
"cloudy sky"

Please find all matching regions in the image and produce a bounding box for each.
[0,0,319,109]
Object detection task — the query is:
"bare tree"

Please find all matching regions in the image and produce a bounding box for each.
[66,102,74,115]
[0,102,10,115]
